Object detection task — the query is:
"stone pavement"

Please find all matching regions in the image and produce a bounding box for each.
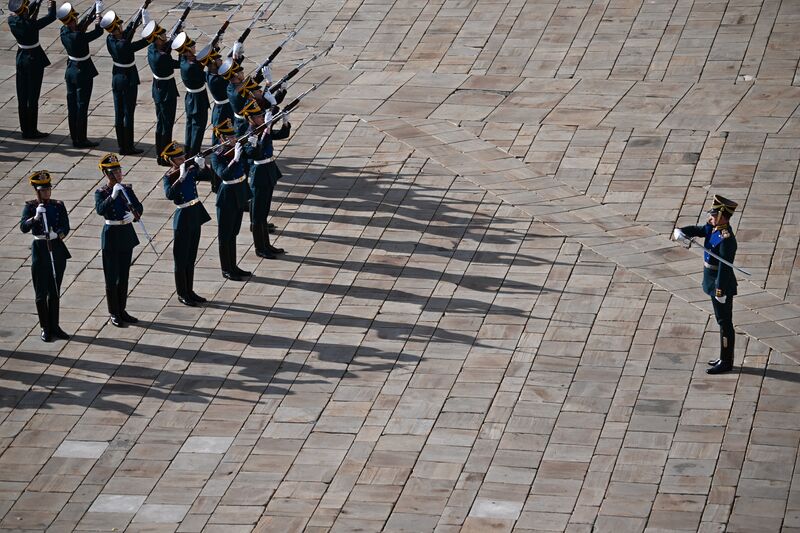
[1,0,800,531]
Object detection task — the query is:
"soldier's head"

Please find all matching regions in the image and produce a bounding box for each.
[29,170,52,201]
[100,10,123,37]
[98,153,123,183]
[708,194,737,226]
[142,20,167,47]
[241,99,264,127]
[57,2,78,29]
[219,58,243,83]
[161,141,185,167]
[196,44,220,71]
[171,32,196,59]
[9,0,30,17]
[213,119,236,144]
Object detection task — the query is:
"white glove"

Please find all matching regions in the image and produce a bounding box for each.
[94,0,103,12]
[247,135,258,146]
[141,7,151,24]
[715,294,727,304]
[261,65,272,83]
[111,183,124,199]
[672,228,682,241]
[232,41,243,59]
[264,111,273,125]
[177,162,187,182]
[264,90,277,106]
[48,230,58,240]
[282,112,290,126]
[123,211,135,224]
[233,142,243,162]
[35,204,46,220]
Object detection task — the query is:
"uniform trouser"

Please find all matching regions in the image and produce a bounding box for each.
[217,205,243,272]
[174,223,201,296]
[16,63,45,135]
[711,295,735,364]
[184,107,208,157]
[113,84,137,150]
[66,78,93,142]
[102,247,133,315]
[33,250,67,334]
[155,96,177,158]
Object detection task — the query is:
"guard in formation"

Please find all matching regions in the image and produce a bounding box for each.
[172,32,209,157]
[57,1,103,147]
[241,99,289,258]
[202,45,231,146]
[8,0,57,139]
[96,154,142,326]
[675,195,739,375]
[142,20,179,166]
[20,171,71,342]
[162,141,211,306]
[210,118,252,281]
[100,6,148,154]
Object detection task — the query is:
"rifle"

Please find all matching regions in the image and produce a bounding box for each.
[228,1,268,55]
[253,22,304,83]
[209,0,242,49]
[166,81,323,184]
[28,0,43,19]
[76,1,97,31]
[166,0,192,40]
[267,44,332,94]
[126,0,152,31]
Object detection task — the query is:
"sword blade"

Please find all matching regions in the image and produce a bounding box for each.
[688,237,752,277]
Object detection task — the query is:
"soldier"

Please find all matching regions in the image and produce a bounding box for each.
[240,99,289,258]
[100,8,148,155]
[172,32,208,157]
[674,195,739,375]
[96,153,142,327]
[20,171,71,342]
[8,0,57,139]
[162,141,211,306]
[210,118,252,281]
[142,20,179,166]
[57,1,103,148]
[202,45,231,146]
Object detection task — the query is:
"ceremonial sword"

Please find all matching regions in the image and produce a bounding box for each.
[40,211,61,296]
[120,188,159,255]
[673,229,752,277]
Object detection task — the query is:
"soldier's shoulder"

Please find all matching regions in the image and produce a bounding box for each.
[720,229,732,239]
[96,184,110,193]
[52,199,65,206]
[24,199,38,208]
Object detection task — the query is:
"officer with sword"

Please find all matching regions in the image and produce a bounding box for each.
[673,194,743,375]
[20,171,71,342]
[96,153,150,327]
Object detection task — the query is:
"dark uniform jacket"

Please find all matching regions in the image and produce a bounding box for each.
[226,81,248,119]
[207,71,229,107]
[147,43,179,103]
[179,56,209,114]
[163,167,211,231]
[680,223,738,297]
[95,184,142,251]
[245,122,290,188]
[8,3,56,69]
[106,23,149,89]
[60,23,103,83]
[211,149,251,211]
[20,200,72,270]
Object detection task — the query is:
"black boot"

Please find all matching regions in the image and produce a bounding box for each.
[253,223,274,258]
[48,296,70,340]
[220,240,240,280]
[35,300,52,342]
[107,287,125,327]
[186,266,206,303]
[118,282,138,323]
[68,112,78,145]
[125,124,143,155]
[175,270,196,306]
[73,116,98,148]
[28,108,48,139]
[115,124,126,154]
[265,224,285,256]
[19,105,30,138]
[707,329,734,374]
[231,240,251,277]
